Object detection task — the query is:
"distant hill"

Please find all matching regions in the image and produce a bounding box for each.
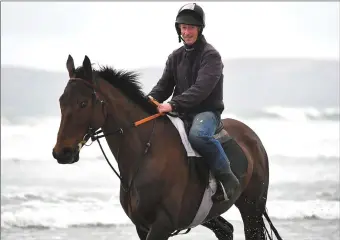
[1,66,67,120]
[1,58,339,121]
[139,58,339,112]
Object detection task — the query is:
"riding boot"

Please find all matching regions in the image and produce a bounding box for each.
[212,164,240,202]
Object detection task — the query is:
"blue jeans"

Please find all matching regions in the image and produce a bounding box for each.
[188,111,230,171]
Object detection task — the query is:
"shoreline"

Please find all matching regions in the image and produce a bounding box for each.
[2,219,339,240]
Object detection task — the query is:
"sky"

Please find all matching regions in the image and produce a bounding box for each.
[1,1,339,72]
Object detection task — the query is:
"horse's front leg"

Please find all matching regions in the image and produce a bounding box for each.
[135,225,148,240]
[145,208,173,240]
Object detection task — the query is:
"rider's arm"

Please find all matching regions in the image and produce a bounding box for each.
[147,54,175,103]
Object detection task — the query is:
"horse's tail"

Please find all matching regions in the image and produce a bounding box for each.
[262,207,284,240]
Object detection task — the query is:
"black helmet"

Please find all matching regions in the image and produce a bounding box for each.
[175,3,205,40]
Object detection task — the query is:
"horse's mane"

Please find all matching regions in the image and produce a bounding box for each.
[74,65,158,114]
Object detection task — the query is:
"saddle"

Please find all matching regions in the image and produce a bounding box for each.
[182,116,231,145]
[168,114,247,194]
[213,120,230,143]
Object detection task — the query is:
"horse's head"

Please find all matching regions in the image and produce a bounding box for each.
[52,55,106,164]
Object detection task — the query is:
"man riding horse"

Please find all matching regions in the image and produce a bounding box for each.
[148,2,240,201]
[52,2,284,239]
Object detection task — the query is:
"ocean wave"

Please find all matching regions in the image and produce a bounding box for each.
[1,196,130,230]
[264,200,339,221]
[1,109,339,160]
[2,106,339,126]
[1,222,132,230]
[1,197,338,230]
[317,191,340,202]
[227,106,340,121]
[265,106,340,121]
[1,190,118,206]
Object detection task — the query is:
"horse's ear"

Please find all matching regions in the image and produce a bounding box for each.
[66,54,75,78]
[82,55,93,81]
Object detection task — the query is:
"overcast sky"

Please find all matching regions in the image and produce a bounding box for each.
[1,1,339,72]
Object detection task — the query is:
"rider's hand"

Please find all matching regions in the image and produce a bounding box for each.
[157,103,173,113]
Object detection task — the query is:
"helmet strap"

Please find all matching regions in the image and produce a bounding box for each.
[178,35,185,43]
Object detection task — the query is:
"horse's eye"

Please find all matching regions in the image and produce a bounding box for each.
[80,101,88,108]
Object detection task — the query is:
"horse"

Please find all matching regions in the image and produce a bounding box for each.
[52,55,283,240]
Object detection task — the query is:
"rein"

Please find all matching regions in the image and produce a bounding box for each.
[80,116,159,192]
[67,77,191,237]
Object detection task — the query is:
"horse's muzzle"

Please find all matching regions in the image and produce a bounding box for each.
[52,147,79,164]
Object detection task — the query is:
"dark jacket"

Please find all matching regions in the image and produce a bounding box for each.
[148,35,224,115]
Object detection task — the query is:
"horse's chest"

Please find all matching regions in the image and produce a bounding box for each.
[120,186,158,225]
[120,190,138,220]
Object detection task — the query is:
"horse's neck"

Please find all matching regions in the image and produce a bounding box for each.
[98,80,154,181]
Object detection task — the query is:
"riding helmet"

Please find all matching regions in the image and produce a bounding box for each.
[175,3,205,41]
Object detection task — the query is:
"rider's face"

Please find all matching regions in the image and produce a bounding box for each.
[180,24,199,45]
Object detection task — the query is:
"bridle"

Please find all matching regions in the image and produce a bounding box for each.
[68,77,163,192]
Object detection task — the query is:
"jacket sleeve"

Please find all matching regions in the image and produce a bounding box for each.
[169,49,223,110]
[147,54,175,103]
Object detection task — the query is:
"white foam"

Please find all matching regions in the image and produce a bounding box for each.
[2,197,338,229]
[1,196,130,229]
[263,106,339,122]
[1,112,339,161]
[221,199,339,221]
[225,117,339,158]
[1,116,111,161]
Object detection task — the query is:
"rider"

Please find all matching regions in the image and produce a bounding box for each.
[147,3,240,201]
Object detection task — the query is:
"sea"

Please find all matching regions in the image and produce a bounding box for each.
[1,106,339,240]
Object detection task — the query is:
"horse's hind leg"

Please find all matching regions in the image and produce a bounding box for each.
[201,216,234,240]
[235,188,268,240]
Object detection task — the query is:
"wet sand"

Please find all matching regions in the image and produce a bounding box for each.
[2,219,339,240]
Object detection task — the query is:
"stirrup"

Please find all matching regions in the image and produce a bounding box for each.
[212,181,230,202]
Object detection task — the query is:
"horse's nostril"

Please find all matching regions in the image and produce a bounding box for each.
[62,147,74,156]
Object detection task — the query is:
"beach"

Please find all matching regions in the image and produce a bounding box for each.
[1,113,339,239]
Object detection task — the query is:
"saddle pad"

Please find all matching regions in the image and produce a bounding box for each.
[167,115,201,157]
[167,115,217,227]
[188,172,217,228]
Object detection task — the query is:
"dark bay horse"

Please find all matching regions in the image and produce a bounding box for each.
[52,55,283,240]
